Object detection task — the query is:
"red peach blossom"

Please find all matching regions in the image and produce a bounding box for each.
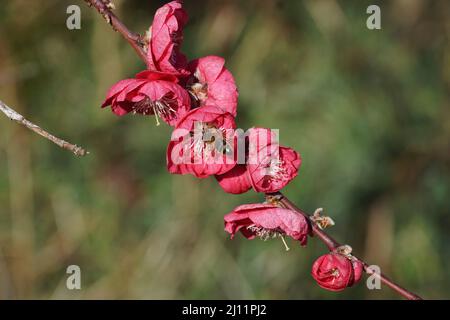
[215,128,301,194]
[248,145,301,193]
[147,1,189,76]
[247,128,301,193]
[167,106,237,178]
[311,253,364,292]
[101,70,191,126]
[224,203,310,246]
[188,56,238,117]
[351,259,364,285]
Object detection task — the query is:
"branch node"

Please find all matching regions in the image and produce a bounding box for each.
[265,193,284,206]
[334,244,353,257]
[310,208,335,230]
[102,0,116,10]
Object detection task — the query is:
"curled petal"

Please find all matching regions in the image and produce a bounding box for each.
[350,259,364,286]
[101,71,191,126]
[188,56,238,116]
[147,1,189,76]
[101,78,146,108]
[215,165,252,194]
[176,105,236,131]
[167,136,236,178]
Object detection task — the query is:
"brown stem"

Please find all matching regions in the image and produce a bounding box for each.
[0,99,88,156]
[269,191,423,300]
[84,0,147,63]
[84,0,423,301]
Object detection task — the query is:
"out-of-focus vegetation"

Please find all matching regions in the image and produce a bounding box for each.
[0,0,449,299]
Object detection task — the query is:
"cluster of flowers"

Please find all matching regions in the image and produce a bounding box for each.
[101,0,362,292]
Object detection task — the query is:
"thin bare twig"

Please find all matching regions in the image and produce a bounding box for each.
[84,0,147,63]
[0,99,88,156]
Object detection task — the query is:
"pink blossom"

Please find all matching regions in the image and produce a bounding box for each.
[215,128,301,194]
[188,56,238,117]
[247,145,301,193]
[101,70,191,126]
[246,128,301,193]
[167,105,237,178]
[224,203,310,246]
[147,0,189,76]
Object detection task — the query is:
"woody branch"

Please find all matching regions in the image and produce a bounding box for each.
[272,192,422,300]
[84,0,147,62]
[84,0,423,300]
[0,99,88,156]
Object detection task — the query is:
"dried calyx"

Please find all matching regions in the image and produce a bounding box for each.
[310,208,335,230]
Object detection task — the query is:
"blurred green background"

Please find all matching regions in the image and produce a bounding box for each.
[0,0,449,299]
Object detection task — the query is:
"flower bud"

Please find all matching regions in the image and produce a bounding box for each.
[311,253,363,292]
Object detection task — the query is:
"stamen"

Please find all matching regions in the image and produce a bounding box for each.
[188,122,228,159]
[190,133,205,155]
[268,158,285,177]
[330,268,340,277]
[280,235,290,251]
[132,96,177,125]
[190,82,208,102]
[264,157,290,182]
[152,105,161,126]
[247,224,289,251]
